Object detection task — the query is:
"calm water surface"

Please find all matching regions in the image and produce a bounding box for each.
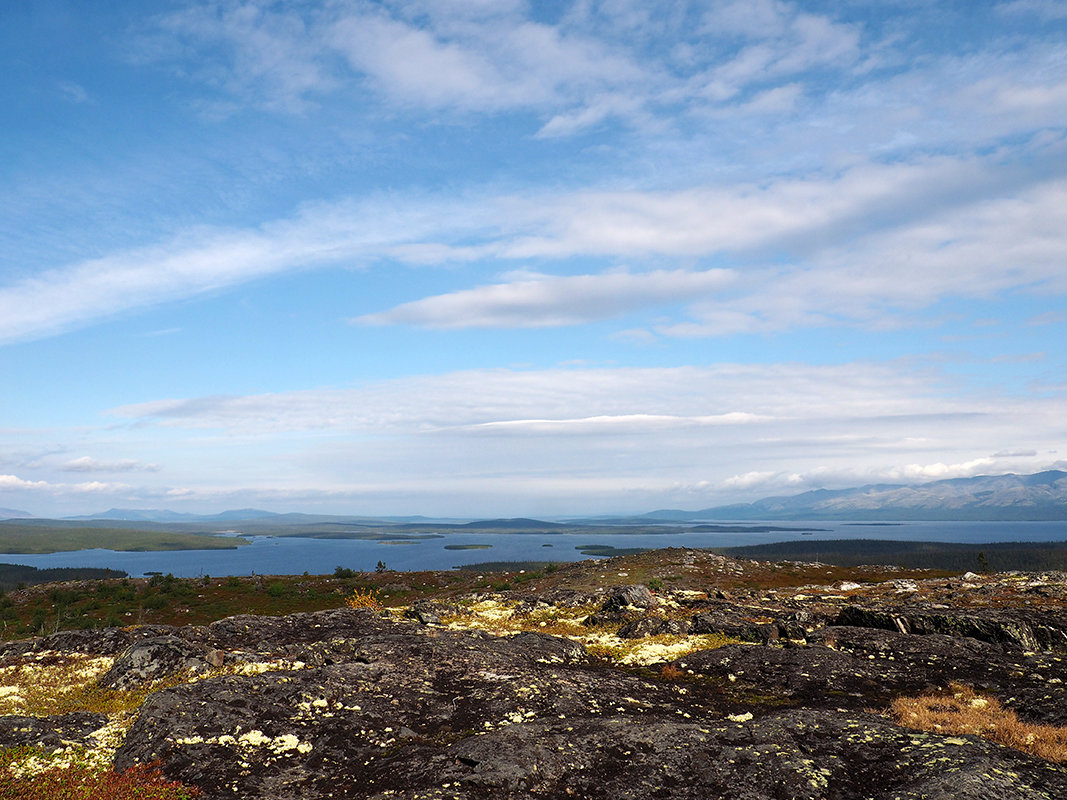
[3,520,1066,578]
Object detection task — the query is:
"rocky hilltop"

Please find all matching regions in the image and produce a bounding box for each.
[2,549,1067,798]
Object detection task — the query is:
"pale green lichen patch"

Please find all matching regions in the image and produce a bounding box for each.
[0,652,115,716]
[439,596,738,665]
[172,729,312,756]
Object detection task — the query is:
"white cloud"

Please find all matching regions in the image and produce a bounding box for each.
[60,457,159,473]
[57,81,91,104]
[0,194,483,345]
[141,0,869,134]
[86,359,1065,513]
[885,458,1000,481]
[149,2,339,113]
[0,474,128,494]
[355,268,733,328]
[0,474,49,490]
[695,0,861,101]
[5,150,1065,346]
[721,456,1038,496]
[107,362,934,433]
[1028,311,1067,325]
[466,412,765,434]
[997,0,1067,20]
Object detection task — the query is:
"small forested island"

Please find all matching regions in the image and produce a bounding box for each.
[2,548,1066,798]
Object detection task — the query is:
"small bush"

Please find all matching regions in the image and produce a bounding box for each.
[660,663,684,680]
[648,577,665,592]
[344,588,382,610]
[333,566,357,579]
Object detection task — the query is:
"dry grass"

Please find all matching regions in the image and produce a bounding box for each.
[890,683,1067,763]
[344,587,383,610]
[660,663,685,680]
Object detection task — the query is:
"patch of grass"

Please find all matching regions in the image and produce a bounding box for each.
[890,683,1067,763]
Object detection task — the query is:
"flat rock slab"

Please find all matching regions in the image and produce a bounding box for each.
[0,711,107,749]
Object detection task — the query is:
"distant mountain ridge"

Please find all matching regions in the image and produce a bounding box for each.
[66,508,281,523]
[0,508,33,520]
[645,470,1067,521]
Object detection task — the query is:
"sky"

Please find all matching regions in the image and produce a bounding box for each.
[1,0,1066,519]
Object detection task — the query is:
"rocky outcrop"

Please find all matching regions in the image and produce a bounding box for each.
[0,624,176,661]
[106,608,1067,799]
[99,635,222,690]
[0,711,107,749]
[835,605,1067,651]
[4,556,1067,799]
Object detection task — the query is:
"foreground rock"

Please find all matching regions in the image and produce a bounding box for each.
[3,552,1067,799]
[105,608,1067,800]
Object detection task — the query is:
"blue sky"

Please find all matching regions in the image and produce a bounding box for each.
[2,0,1066,518]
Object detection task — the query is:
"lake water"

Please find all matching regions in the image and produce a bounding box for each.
[3,520,1067,578]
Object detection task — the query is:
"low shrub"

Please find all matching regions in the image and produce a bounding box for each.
[0,750,200,800]
[344,587,382,610]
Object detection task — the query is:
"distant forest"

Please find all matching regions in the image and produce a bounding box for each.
[712,539,1067,572]
[0,563,126,592]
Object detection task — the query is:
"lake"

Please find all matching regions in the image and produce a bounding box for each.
[2,520,1067,578]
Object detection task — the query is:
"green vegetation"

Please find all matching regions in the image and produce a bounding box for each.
[0,568,487,640]
[0,523,249,554]
[0,564,125,592]
[454,560,559,572]
[575,544,651,557]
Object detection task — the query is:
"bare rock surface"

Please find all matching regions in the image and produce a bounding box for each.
[113,609,1067,800]
[0,711,107,749]
[5,552,1067,799]
[99,635,218,690]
